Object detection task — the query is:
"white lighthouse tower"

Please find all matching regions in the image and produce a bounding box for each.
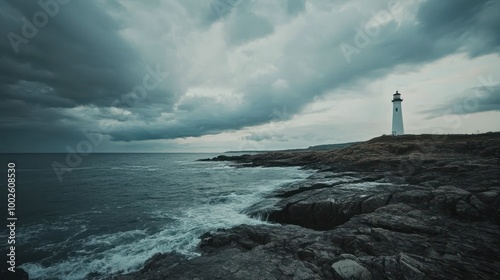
[391,90,404,136]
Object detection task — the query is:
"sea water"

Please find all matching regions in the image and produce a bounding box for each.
[0,153,311,279]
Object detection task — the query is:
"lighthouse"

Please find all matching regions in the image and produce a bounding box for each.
[391,90,404,136]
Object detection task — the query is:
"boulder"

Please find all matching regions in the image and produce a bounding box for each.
[331,259,372,280]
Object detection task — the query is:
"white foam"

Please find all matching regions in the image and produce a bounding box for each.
[83,230,146,247]
[22,165,311,280]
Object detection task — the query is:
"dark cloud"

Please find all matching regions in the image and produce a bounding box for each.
[1,0,500,152]
[416,0,500,57]
[0,0,177,151]
[225,8,274,45]
[0,1,154,111]
[286,0,306,16]
[201,0,242,25]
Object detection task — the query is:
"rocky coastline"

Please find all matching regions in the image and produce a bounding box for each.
[115,133,500,280]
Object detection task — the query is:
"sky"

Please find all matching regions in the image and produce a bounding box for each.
[1,0,499,153]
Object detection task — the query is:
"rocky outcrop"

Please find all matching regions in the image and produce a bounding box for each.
[116,133,500,280]
[199,133,500,176]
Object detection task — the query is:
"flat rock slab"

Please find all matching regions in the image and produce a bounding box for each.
[331,259,372,280]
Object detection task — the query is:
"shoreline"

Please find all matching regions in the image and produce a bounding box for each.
[115,133,500,280]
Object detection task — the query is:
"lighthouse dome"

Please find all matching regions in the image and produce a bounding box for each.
[392,91,402,102]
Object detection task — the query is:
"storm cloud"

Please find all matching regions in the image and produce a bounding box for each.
[1,0,499,152]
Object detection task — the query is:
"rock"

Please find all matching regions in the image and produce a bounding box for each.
[431,185,470,197]
[469,195,490,212]
[429,186,470,213]
[339,254,358,261]
[398,254,426,280]
[475,190,499,205]
[361,193,391,213]
[114,133,500,280]
[442,164,467,173]
[389,189,433,205]
[297,249,316,262]
[331,259,372,280]
[455,200,482,221]
[140,252,187,273]
[359,204,443,235]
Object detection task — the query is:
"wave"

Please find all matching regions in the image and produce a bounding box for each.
[20,165,311,279]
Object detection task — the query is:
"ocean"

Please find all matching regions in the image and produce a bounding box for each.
[0,153,312,280]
